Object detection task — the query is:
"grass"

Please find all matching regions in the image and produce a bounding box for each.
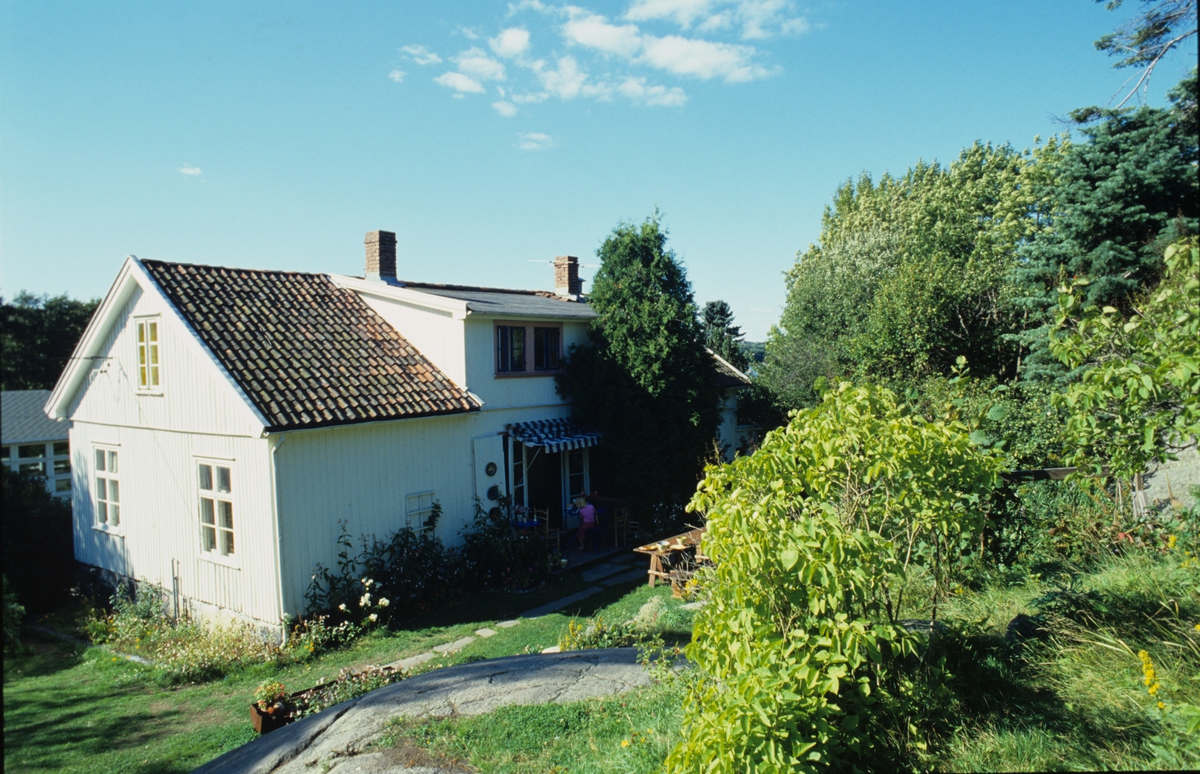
[3,565,675,774]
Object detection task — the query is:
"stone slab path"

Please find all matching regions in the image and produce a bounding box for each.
[194,649,651,774]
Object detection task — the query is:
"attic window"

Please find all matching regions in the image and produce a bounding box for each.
[136,317,162,391]
[496,323,561,375]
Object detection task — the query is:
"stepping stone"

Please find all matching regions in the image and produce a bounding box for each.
[432,636,475,654]
[680,600,706,611]
[541,645,562,654]
[474,628,497,638]
[496,620,520,628]
[580,562,626,582]
[598,568,649,587]
[520,586,606,618]
[389,651,435,670]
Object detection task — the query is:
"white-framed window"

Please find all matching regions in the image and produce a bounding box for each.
[405,491,435,533]
[197,460,235,558]
[94,446,120,529]
[3,441,71,496]
[135,317,162,391]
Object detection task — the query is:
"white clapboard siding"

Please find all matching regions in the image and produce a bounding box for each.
[68,283,264,438]
[465,318,590,410]
[70,420,279,626]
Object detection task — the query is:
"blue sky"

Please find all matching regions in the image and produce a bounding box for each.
[1,1,1195,340]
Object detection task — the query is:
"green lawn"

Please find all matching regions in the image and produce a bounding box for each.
[3,572,673,774]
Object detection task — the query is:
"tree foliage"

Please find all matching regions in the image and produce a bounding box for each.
[557,215,722,509]
[1011,73,1198,381]
[700,299,749,371]
[1050,237,1200,477]
[1,291,99,391]
[762,141,1060,408]
[2,467,75,614]
[667,383,1002,772]
[1094,0,1197,107]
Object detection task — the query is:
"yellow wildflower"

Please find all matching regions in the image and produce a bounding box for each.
[621,740,630,748]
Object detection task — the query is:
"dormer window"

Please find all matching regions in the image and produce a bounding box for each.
[135,317,161,391]
[496,323,562,375]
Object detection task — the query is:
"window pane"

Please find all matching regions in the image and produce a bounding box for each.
[220,529,234,556]
[148,321,158,343]
[54,459,70,474]
[546,329,560,369]
[216,466,231,493]
[0,446,10,460]
[218,501,233,529]
[108,479,119,503]
[110,504,120,526]
[55,478,71,492]
[20,462,44,475]
[139,365,148,387]
[496,326,510,372]
[150,365,159,387]
[108,451,118,473]
[202,525,216,552]
[138,344,147,366]
[18,444,43,459]
[198,464,213,491]
[53,442,69,456]
[199,498,215,525]
[510,327,525,371]
[96,477,107,499]
[98,502,107,524]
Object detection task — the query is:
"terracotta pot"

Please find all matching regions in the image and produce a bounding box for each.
[249,702,290,734]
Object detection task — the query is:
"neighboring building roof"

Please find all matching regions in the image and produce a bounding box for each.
[709,350,752,389]
[141,261,480,432]
[402,281,598,320]
[2,390,68,444]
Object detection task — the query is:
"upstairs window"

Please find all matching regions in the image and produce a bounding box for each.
[496,323,561,374]
[95,447,120,528]
[198,461,235,557]
[406,491,436,534]
[136,317,161,391]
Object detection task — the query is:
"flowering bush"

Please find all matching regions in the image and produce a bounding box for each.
[290,665,404,719]
[254,679,288,712]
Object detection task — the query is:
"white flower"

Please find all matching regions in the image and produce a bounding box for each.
[338,603,347,611]
[378,598,390,607]
[369,613,378,622]
[359,593,371,607]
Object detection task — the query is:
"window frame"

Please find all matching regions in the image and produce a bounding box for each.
[196,458,238,566]
[93,445,121,533]
[135,315,163,393]
[405,491,436,534]
[494,321,562,376]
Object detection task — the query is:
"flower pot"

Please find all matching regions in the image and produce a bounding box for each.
[249,702,290,734]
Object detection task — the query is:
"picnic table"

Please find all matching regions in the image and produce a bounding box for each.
[632,527,707,597]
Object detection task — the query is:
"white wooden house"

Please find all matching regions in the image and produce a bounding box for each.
[45,230,751,633]
[2,389,72,497]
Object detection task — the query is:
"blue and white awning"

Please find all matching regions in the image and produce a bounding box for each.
[506,418,602,454]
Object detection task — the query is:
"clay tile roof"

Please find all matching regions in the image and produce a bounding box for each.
[141,260,480,431]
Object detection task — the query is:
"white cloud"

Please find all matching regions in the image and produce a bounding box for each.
[388,69,406,82]
[533,56,588,99]
[434,71,485,93]
[178,164,202,176]
[639,34,770,81]
[512,92,549,104]
[493,100,519,116]
[401,44,442,65]
[454,47,506,81]
[460,26,481,40]
[516,132,554,150]
[617,76,687,106]
[562,14,643,57]
[696,11,732,32]
[625,0,714,28]
[490,27,531,58]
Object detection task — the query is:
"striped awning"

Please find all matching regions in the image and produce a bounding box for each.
[506,418,602,454]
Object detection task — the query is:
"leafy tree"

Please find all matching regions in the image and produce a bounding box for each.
[1050,237,1199,477]
[699,299,749,371]
[2,467,75,613]
[1,291,99,390]
[557,215,722,511]
[1011,73,1198,381]
[762,141,1060,408]
[667,383,1002,772]
[1094,0,1197,107]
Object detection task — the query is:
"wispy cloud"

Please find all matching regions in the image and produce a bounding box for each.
[178,164,203,176]
[388,69,406,82]
[434,71,485,93]
[626,0,808,40]
[490,27,531,58]
[640,35,769,81]
[493,100,519,116]
[401,44,442,65]
[618,76,687,106]
[625,0,714,28]
[563,14,643,57]
[454,47,506,81]
[516,132,554,150]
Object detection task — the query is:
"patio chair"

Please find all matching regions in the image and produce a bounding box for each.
[533,507,561,552]
[611,506,631,547]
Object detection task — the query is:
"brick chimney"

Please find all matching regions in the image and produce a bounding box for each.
[554,255,582,297]
[364,230,398,284]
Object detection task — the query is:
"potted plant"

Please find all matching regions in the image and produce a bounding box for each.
[250,679,290,734]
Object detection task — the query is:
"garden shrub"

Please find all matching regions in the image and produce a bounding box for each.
[4,574,26,655]
[665,382,1003,773]
[458,500,558,591]
[2,466,75,613]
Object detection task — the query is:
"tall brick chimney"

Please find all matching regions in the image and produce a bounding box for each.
[554,255,582,297]
[364,230,398,283]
